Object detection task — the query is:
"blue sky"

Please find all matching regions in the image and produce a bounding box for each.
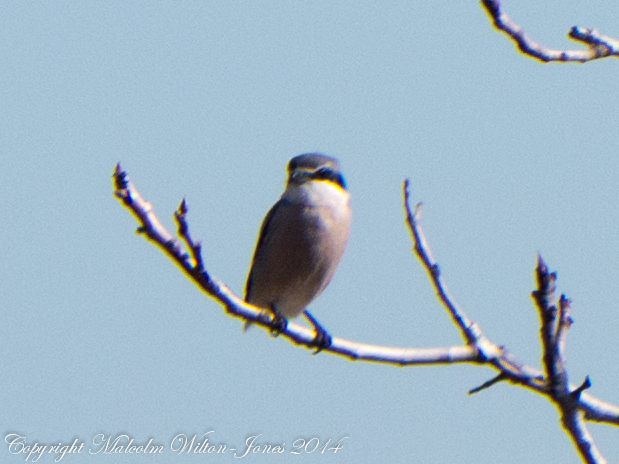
[2,1,619,462]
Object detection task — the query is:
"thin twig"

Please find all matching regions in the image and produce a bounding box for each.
[403,180,475,344]
[481,0,619,63]
[468,373,508,395]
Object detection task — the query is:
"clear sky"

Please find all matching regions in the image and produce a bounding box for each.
[2,1,619,463]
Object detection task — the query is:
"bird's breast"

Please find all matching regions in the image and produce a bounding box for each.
[246,180,351,318]
[284,180,350,215]
[283,181,351,242]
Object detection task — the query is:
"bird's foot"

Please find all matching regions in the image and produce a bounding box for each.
[269,306,288,337]
[309,327,332,354]
[303,310,332,354]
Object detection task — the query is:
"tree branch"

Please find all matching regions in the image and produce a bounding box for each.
[112,164,619,440]
[403,180,496,358]
[112,164,479,365]
[532,258,605,463]
[481,0,619,63]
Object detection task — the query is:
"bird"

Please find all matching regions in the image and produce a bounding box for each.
[244,153,352,351]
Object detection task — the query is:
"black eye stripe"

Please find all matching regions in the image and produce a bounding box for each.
[310,168,347,189]
[288,167,347,189]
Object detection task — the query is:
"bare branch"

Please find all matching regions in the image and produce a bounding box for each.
[532,256,564,393]
[113,165,619,435]
[403,180,502,364]
[481,0,619,63]
[112,164,479,366]
[556,295,574,371]
[531,256,605,463]
[403,181,477,344]
[174,198,204,272]
[562,405,607,464]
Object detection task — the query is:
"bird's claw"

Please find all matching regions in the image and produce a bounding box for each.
[269,309,288,337]
[303,309,332,354]
[309,328,332,354]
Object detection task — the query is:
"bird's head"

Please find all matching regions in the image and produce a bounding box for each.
[287,153,347,191]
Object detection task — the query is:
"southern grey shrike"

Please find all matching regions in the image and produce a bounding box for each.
[244,153,351,350]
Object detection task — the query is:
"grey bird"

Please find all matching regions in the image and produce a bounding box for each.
[244,153,352,350]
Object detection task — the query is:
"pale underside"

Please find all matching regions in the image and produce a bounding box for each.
[245,180,351,321]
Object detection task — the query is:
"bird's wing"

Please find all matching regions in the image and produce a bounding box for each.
[244,198,286,302]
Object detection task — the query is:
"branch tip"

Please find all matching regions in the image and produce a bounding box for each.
[468,372,508,395]
[113,163,129,191]
[481,0,500,18]
[414,202,423,218]
[559,294,571,309]
[571,376,592,401]
[179,198,188,215]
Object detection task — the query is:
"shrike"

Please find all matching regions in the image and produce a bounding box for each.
[244,153,351,350]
